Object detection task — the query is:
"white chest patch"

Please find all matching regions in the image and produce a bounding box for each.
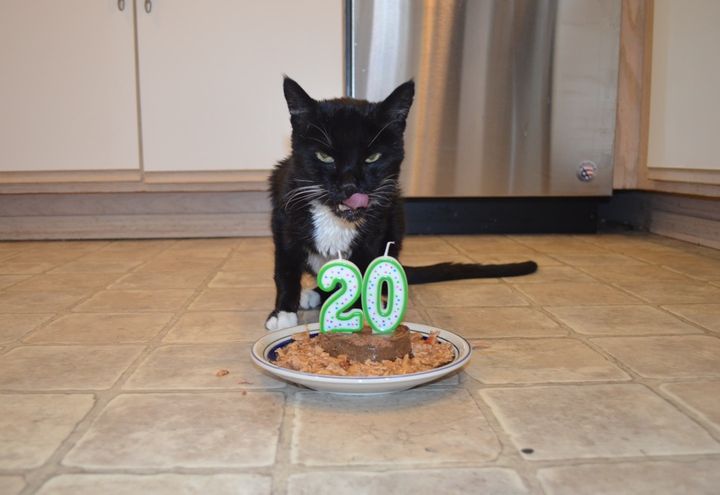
[309,201,359,267]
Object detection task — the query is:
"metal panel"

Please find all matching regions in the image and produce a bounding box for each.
[351,0,621,197]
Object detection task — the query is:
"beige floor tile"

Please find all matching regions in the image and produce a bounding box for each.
[221,254,274,272]
[0,345,144,390]
[133,257,222,273]
[468,253,560,267]
[400,253,475,266]
[465,338,629,384]
[189,287,275,311]
[546,305,701,336]
[164,311,268,343]
[24,313,173,344]
[509,237,605,256]
[8,272,121,291]
[0,261,57,274]
[109,271,209,289]
[64,392,283,468]
[402,236,459,255]
[426,307,565,338]
[73,289,194,312]
[663,304,720,333]
[208,270,275,288]
[0,477,25,495]
[578,264,694,283]
[0,290,89,313]
[413,284,528,308]
[233,237,275,251]
[592,336,720,379]
[479,384,720,460]
[97,239,176,253]
[124,343,285,390]
[288,468,529,495]
[37,474,271,495]
[661,259,720,281]
[551,253,647,267]
[444,235,534,252]
[0,394,94,469]
[0,275,30,289]
[615,281,720,304]
[291,388,500,466]
[537,459,720,495]
[51,259,143,273]
[504,266,596,284]
[661,381,720,434]
[513,282,641,306]
[0,314,53,343]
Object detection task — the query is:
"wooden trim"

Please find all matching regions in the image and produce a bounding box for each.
[0,170,142,184]
[0,169,271,194]
[647,167,720,185]
[613,0,650,189]
[143,170,271,184]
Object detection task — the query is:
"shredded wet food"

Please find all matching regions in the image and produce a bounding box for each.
[272,329,454,376]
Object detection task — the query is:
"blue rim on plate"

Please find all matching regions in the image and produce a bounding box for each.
[251,322,472,394]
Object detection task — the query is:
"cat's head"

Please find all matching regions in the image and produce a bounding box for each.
[282,77,414,222]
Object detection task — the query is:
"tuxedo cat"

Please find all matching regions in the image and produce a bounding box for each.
[266,78,537,330]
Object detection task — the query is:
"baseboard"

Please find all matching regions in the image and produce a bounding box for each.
[0,192,272,240]
[599,190,720,249]
[404,197,601,234]
[6,191,715,245]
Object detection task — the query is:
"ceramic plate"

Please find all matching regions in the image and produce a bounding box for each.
[251,322,471,394]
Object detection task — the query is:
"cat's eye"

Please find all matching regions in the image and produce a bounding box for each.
[315,151,335,164]
[365,152,382,163]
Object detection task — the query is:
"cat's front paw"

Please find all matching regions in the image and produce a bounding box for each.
[299,288,321,309]
[265,311,298,331]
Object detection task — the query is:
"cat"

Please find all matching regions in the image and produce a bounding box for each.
[266,77,537,331]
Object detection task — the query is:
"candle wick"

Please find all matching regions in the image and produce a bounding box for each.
[384,241,395,257]
[337,251,343,260]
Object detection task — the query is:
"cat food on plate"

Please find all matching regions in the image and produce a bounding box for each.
[272,326,454,376]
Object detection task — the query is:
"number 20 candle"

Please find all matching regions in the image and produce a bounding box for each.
[318,243,408,334]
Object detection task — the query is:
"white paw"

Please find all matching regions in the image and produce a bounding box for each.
[265,311,298,331]
[299,288,321,309]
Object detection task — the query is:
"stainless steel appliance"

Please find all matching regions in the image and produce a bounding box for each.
[348,0,621,197]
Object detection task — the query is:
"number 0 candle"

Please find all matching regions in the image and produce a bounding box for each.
[362,242,408,334]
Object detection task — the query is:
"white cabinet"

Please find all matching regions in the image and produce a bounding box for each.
[0,0,343,177]
[0,0,140,172]
[137,0,343,172]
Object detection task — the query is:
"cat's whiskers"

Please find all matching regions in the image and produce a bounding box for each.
[307,123,333,148]
[367,119,399,148]
[283,184,327,211]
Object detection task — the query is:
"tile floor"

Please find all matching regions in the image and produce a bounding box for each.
[1,233,720,494]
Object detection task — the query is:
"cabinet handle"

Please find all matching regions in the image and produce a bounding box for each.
[144,0,152,13]
[117,0,125,11]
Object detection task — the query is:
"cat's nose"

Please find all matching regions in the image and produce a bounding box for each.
[341,184,358,198]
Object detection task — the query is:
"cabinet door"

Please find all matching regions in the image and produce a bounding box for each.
[0,0,140,172]
[137,0,343,172]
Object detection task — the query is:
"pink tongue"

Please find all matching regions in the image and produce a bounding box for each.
[342,193,369,209]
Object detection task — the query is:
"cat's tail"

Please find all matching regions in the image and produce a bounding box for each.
[404,261,538,285]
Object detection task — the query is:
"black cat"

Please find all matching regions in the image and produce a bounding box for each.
[266,77,537,330]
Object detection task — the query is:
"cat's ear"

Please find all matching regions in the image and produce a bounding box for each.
[283,77,316,117]
[378,80,415,122]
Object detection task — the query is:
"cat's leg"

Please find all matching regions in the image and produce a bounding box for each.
[299,287,322,309]
[265,246,304,331]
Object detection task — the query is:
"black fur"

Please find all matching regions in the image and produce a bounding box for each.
[267,78,536,326]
